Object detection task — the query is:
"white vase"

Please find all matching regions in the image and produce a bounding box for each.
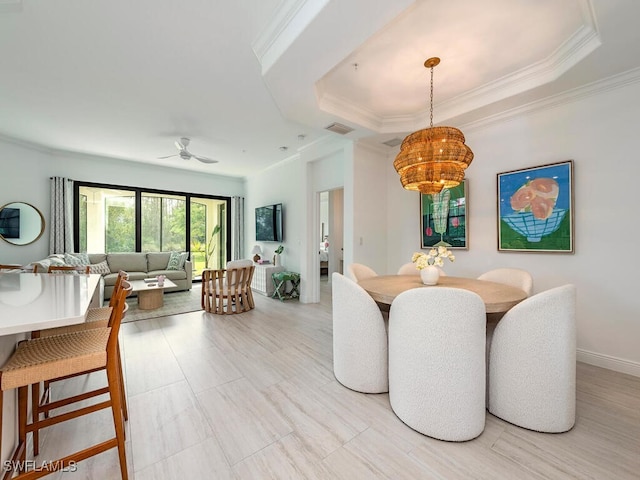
[420,265,440,285]
[274,253,281,267]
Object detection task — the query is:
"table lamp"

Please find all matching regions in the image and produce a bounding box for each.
[251,245,262,263]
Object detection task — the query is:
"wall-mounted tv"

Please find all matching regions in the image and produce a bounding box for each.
[0,207,20,239]
[255,203,283,242]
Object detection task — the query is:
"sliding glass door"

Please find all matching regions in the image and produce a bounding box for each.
[75,183,230,277]
[190,197,227,277]
[141,192,187,252]
[78,186,136,253]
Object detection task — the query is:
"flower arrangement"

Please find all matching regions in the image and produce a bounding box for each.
[412,246,455,270]
[275,245,284,255]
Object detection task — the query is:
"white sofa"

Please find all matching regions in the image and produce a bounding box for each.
[31,252,192,300]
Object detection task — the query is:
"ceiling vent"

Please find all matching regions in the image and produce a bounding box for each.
[325,122,354,135]
[382,137,403,147]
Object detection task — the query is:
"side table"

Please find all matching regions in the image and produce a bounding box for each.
[271,271,301,301]
[252,264,285,296]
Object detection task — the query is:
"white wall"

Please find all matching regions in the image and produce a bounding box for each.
[245,155,306,284]
[245,137,349,302]
[351,143,389,275]
[386,79,640,375]
[0,138,244,265]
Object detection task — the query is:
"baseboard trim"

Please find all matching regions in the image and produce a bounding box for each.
[577,349,640,377]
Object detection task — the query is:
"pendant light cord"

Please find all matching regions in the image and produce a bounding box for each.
[429,65,434,128]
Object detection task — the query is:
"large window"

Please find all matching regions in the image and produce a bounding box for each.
[75,183,230,277]
[141,192,186,252]
[77,187,136,253]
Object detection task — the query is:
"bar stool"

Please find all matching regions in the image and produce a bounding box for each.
[31,270,130,440]
[0,282,131,479]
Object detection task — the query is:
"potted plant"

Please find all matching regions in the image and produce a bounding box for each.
[273,245,284,266]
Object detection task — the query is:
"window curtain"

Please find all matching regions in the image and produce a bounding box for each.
[231,196,244,260]
[49,177,74,254]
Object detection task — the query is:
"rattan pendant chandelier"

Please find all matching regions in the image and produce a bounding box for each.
[394,57,474,195]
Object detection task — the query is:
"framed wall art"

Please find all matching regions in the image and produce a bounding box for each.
[420,180,468,249]
[497,160,574,253]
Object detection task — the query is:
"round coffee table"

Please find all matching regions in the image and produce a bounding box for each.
[129,278,176,310]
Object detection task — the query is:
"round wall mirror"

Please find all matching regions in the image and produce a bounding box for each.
[0,202,45,246]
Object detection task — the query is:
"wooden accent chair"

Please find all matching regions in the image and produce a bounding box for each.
[202,265,255,314]
[0,281,132,479]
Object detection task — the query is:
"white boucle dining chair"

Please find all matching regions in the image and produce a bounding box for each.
[487,284,576,433]
[389,287,486,441]
[346,263,378,282]
[477,268,533,296]
[331,272,388,393]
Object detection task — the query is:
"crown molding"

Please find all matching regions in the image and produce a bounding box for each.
[252,0,329,75]
[0,132,54,154]
[437,23,601,122]
[320,64,640,140]
[460,66,640,132]
[317,0,602,134]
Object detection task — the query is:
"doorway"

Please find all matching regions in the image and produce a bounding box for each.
[318,188,344,284]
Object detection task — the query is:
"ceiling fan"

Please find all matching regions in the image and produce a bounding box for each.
[158,137,218,164]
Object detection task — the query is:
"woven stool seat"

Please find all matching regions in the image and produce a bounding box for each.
[1,328,110,391]
[86,305,113,322]
[38,309,112,338]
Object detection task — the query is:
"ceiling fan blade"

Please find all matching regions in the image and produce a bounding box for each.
[157,154,178,159]
[194,155,218,164]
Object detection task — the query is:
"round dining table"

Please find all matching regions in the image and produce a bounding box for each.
[358,275,528,314]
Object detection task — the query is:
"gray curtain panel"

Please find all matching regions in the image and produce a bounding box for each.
[231,196,245,260]
[49,176,74,254]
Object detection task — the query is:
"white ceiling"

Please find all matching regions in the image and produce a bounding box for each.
[1,0,639,178]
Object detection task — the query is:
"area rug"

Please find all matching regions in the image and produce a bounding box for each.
[120,287,202,322]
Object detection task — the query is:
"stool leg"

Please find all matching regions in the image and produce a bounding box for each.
[107,360,128,480]
[117,345,128,422]
[18,386,28,466]
[31,382,40,456]
[0,389,3,461]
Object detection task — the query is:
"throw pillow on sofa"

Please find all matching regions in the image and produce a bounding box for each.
[89,260,111,275]
[64,252,90,266]
[167,251,188,270]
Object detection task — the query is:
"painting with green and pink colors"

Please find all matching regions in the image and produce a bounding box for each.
[420,181,467,250]
[498,160,574,253]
